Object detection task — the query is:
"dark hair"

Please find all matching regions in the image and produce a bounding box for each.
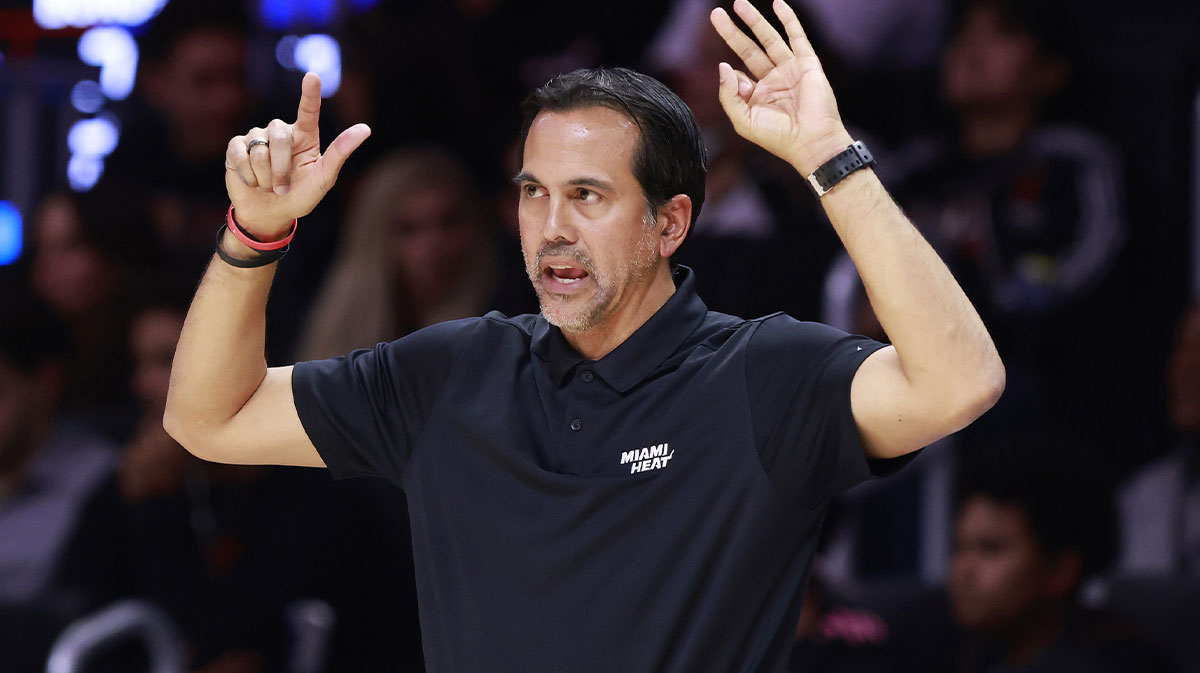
[955,438,1117,580]
[518,67,708,230]
[949,0,1089,125]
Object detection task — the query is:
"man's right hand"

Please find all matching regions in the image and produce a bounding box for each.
[224,72,370,239]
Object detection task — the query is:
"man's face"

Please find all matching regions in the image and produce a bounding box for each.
[517,107,662,334]
[942,4,1061,112]
[948,496,1058,636]
[32,195,119,320]
[148,29,248,161]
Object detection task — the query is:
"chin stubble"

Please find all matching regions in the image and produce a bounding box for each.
[530,228,660,334]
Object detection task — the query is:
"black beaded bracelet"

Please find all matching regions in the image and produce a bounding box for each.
[215,223,288,268]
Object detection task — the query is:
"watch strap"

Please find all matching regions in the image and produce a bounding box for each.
[806,140,875,197]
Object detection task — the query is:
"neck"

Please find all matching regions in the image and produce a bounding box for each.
[1000,602,1070,666]
[959,105,1039,157]
[562,264,676,360]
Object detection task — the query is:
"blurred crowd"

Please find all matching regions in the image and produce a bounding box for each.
[1,0,1198,671]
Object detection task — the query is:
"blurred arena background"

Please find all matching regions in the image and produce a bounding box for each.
[0,0,1198,671]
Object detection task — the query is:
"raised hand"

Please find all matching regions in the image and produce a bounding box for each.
[709,0,853,174]
[224,72,370,239]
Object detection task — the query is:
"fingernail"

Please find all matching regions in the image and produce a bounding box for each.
[718,63,728,83]
[275,185,289,195]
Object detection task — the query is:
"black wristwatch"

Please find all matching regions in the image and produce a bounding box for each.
[806,140,875,197]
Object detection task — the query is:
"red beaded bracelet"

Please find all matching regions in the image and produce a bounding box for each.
[225,204,297,251]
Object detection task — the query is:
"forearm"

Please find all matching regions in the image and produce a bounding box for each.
[707,0,1002,454]
[164,231,278,451]
[819,162,1004,404]
[161,73,364,467]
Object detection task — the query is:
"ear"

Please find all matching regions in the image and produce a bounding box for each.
[656,194,693,259]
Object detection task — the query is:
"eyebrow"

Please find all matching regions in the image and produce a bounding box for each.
[511,172,615,192]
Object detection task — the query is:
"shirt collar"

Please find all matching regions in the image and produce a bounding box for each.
[531,266,708,392]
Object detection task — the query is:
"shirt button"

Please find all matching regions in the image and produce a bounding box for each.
[569,418,582,431]
[581,370,594,383]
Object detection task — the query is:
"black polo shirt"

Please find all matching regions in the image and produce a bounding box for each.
[293,266,905,673]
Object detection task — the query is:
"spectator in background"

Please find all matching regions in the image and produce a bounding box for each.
[946,445,1172,673]
[118,287,423,673]
[297,148,533,361]
[909,0,1124,316]
[103,0,251,259]
[29,187,160,441]
[824,0,1128,449]
[1117,302,1200,575]
[0,289,127,673]
[118,285,196,506]
[105,0,345,361]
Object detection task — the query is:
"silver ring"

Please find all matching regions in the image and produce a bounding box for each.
[247,138,269,151]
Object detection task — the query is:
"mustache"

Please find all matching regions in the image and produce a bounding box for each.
[534,243,595,274]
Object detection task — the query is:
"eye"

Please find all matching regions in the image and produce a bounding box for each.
[576,188,600,204]
[522,184,545,199]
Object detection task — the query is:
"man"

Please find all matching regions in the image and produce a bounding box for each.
[948,446,1172,673]
[165,1,1004,671]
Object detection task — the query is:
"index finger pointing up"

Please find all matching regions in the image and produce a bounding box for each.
[295,72,322,135]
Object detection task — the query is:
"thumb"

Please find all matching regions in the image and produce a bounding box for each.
[316,123,372,191]
[716,62,752,134]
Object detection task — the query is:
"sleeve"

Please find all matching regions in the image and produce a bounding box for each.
[291,319,467,482]
[745,315,915,508]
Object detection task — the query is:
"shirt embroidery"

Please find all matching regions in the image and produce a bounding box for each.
[620,443,673,474]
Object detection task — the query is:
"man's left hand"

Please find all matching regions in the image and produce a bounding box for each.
[710,0,853,175]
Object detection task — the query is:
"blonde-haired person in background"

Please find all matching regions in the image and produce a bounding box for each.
[298,147,530,360]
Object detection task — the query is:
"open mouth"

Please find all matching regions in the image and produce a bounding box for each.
[544,263,589,285]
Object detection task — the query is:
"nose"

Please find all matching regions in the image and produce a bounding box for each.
[541,197,579,245]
